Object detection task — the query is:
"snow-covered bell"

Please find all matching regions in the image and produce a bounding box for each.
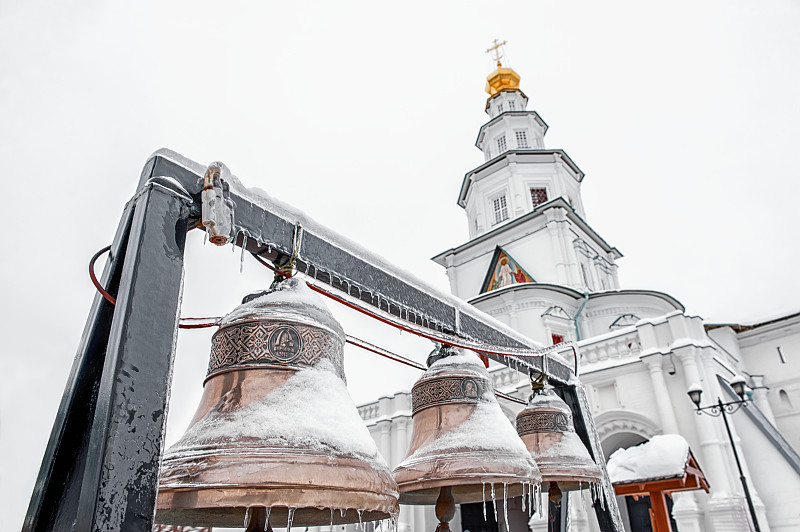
[156,277,399,530]
[515,387,602,506]
[393,347,541,531]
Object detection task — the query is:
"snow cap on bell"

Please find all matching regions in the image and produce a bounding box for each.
[516,387,602,494]
[393,347,541,505]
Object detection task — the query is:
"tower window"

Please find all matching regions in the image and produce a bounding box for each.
[508,100,516,111]
[515,130,529,148]
[496,135,507,153]
[552,334,565,345]
[492,195,509,225]
[497,103,504,114]
[530,187,548,207]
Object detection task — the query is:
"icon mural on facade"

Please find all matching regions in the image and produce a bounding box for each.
[480,246,535,293]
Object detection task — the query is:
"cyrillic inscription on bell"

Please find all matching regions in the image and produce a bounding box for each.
[156,277,399,530]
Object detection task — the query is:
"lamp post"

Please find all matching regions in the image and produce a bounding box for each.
[687,377,760,532]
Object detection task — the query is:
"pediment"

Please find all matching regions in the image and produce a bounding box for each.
[479,246,535,294]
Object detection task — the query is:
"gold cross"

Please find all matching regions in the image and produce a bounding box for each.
[485,39,507,67]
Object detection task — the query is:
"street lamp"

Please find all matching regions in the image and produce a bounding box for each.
[687,377,760,532]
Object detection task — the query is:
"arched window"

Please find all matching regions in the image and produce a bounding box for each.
[779,389,792,409]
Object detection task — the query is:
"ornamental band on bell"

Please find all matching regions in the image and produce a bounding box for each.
[206,320,344,378]
[411,376,490,414]
[516,410,571,435]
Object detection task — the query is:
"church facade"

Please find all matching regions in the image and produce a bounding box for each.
[352,61,800,532]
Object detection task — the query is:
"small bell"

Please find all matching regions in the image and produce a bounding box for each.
[394,347,541,530]
[156,277,399,530]
[515,385,603,507]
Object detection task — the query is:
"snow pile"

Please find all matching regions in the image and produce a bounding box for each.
[171,358,388,468]
[606,434,690,483]
[221,276,344,339]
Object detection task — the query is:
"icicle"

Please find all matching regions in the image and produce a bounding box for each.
[265,507,271,528]
[357,509,363,531]
[482,482,487,520]
[503,483,509,532]
[491,482,498,522]
[537,484,542,516]
[340,508,346,518]
[240,234,248,273]
[581,482,588,513]
[203,230,208,246]
[521,482,527,513]
[286,507,296,531]
[330,508,335,528]
[566,493,572,531]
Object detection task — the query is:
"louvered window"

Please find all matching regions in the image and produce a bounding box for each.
[493,195,509,225]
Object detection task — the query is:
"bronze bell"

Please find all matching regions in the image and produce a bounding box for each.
[156,277,399,530]
[515,386,602,507]
[393,347,542,530]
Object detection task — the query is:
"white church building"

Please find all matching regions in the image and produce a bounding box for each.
[352,59,800,532]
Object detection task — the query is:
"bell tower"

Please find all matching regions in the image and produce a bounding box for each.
[460,42,588,239]
[434,44,622,312]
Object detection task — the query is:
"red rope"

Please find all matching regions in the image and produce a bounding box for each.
[89,245,219,329]
[345,334,527,405]
[89,245,116,305]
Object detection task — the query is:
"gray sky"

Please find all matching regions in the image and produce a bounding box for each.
[2,1,799,528]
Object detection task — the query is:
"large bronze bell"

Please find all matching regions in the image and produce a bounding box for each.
[393,347,541,530]
[515,386,602,507]
[156,277,399,530]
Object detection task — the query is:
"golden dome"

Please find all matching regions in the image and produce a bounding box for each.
[485,65,521,96]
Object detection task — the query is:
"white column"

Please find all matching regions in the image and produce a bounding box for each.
[640,352,705,530]
[640,354,680,432]
[544,208,569,286]
[675,348,736,496]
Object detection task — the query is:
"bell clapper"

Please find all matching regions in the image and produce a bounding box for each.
[434,486,455,531]
[244,506,273,532]
[548,482,563,508]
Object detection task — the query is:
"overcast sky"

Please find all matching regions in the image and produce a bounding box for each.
[2,1,799,528]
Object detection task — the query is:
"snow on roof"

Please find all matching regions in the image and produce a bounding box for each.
[606,434,690,484]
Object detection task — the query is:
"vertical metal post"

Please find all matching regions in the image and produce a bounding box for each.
[23,179,192,531]
[717,398,760,532]
[23,205,135,532]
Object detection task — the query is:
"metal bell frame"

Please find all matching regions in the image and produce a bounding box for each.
[23,149,624,532]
